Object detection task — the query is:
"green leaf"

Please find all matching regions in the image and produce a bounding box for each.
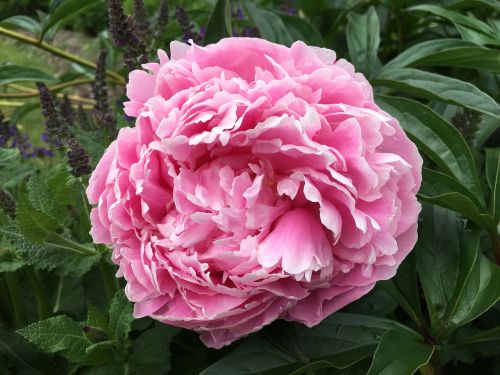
[17,315,88,363]
[0,248,24,273]
[448,0,500,11]
[128,325,179,375]
[376,95,483,201]
[374,68,500,119]
[27,172,58,219]
[475,115,500,148]
[8,103,39,124]
[346,6,381,78]
[87,302,108,331]
[243,2,294,46]
[201,314,417,375]
[203,0,232,45]
[0,226,99,277]
[279,14,325,47]
[418,168,496,232]
[381,39,500,73]
[17,203,58,243]
[485,148,500,221]
[409,4,496,36]
[366,330,434,375]
[447,255,500,329]
[414,204,496,336]
[0,16,41,35]
[107,290,133,351]
[84,340,115,365]
[0,65,57,85]
[0,330,67,375]
[41,0,102,39]
[0,148,21,166]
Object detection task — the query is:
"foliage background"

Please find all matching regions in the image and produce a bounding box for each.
[0,0,499,374]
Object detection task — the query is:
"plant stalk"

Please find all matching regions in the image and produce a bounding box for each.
[5,272,27,328]
[47,233,99,256]
[490,233,500,266]
[25,266,51,320]
[0,26,125,84]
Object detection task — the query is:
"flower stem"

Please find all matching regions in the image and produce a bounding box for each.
[0,26,125,84]
[5,272,27,328]
[490,233,500,266]
[25,266,51,320]
[47,233,99,256]
[420,351,441,375]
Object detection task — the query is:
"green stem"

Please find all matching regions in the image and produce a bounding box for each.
[47,233,99,256]
[25,266,51,320]
[100,257,119,302]
[53,277,64,313]
[0,26,125,84]
[490,233,500,266]
[420,351,441,375]
[5,272,27,328]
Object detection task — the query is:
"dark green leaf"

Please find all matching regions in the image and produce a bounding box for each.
[346,6,381,78]
[201,314,417,375]
[243,2,294,45]
[419,168,496,232]
[448,0,500,11]
[376,95,483,201]
[415,204,489,335]
[203,0,232,45]
[0,330,67,375]
[367,329,434,375]
[128,325,179,375]
[409,4,496,36]
[0,65,57,85]
[374,69,500,119]
[17,315,88,363]
[447,254,500,329]
[381,39,500,72]
[279,14,325,47]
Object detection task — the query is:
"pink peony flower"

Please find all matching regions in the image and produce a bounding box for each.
[87,38,422,349]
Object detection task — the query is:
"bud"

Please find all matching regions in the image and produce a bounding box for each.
[132,0,150,44]
[37,83,70,142]
[93,50,109,114]
[92,110,117,140]
[107,0,147,70]
[60,95,75,126]
[155,0,169,41]
[175,5,202,44]
[67,137,91,177]
[77,104,92,130]
[107,0,129,48]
